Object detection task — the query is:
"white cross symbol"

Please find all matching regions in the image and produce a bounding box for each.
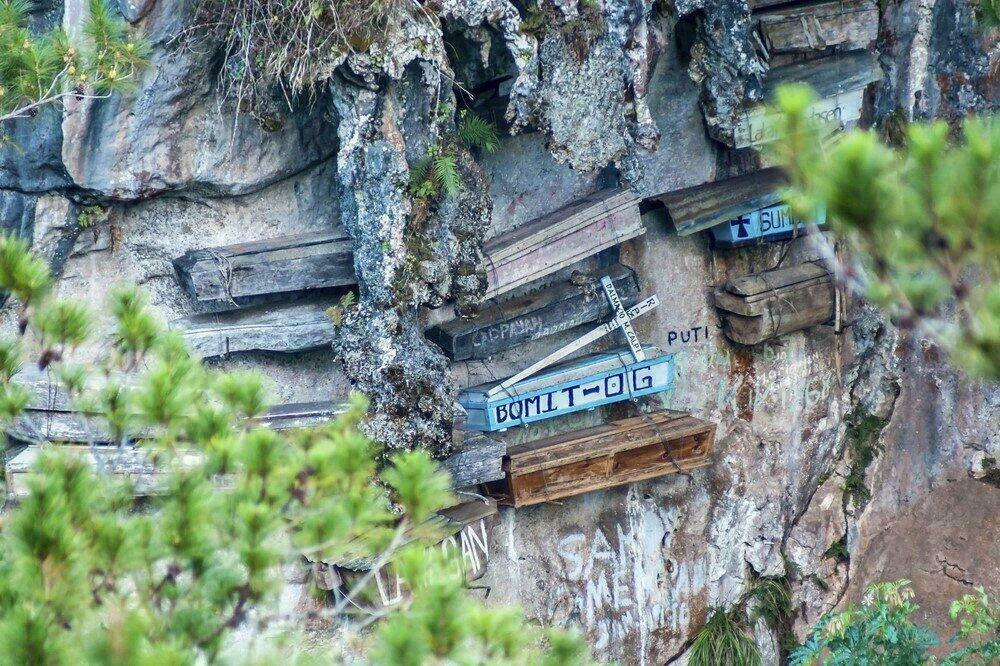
[485,276,659,398]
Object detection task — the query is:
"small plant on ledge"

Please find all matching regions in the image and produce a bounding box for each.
[409,109,499,201]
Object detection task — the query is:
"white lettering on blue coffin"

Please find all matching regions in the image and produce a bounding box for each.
[711,204,826,247]
[462,355,675,432]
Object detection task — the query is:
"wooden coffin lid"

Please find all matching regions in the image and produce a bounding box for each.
[757,0,879,54]
[656,168,787,236]
[725,261,829,297]
[432,262,636,335]
[763,50,882,99]
[505,410,714,475]
[174,230,352,271]
[484,188,639,263]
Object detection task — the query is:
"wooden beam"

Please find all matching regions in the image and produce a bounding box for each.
[483,188,644,300]
[4,444,202,498]
[4,369,354,444]
[178,300,335,358]
[426,264,640,361]
[172,231,356,313]
[485,409,715,507]
[734,51,882,148]
[459,346,675,432]
[714,262,835,344]
[655,168,786,236]
[757,0,878,55]
[438,434,506,488]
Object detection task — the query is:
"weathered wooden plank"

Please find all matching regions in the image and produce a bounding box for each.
[4,444,203,497]
[483,188,644,300]
[3,370,351,444]
[172,231,356,313]
[734,52,882,148]
[487,409,715,507]
[757,0,879,54]
[459,346,675,432]
[178,300,335,358]
[439,434,506,488]
[725,260,829,299]
[655,168,786,236]
[426,265,640,361]
[714,263,835,344]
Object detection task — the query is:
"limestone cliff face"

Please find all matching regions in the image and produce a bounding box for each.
[1,0,997,663]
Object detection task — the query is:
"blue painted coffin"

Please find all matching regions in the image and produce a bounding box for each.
[459,346,675,432]
[710,204,826,248]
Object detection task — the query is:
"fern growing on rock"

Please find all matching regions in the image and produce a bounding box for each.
[409,110,499,201]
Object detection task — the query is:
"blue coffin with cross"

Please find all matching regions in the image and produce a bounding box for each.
[459,346,675,432]
[710,204,826,248]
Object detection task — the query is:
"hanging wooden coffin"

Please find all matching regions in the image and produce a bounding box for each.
[483,188,644,300]
[459,346,675,432]
[657,168,787,236]
[179,300,334,358]
[172,230,355,313]
[4,369,349,444]
[4,444,203,498]
[733,51,882,148]
[757,0,879,55]
[439,433,506,488]
[486,410,715,507]
[710,203,825,248]
[328,498,498,608]
[714,261,834,345]
[427,264,640,361]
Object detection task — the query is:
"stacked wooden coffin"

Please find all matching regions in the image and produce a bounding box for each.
[459,346,675,432]
[714,261,835,345]
[753,0,878,58]
[485,410,715,507]
[481,188,643,301]
[172,189,644,359]
[428,263,640,361]
[2,371,505,496]
[734,50,882,148]
[656,167,825,248]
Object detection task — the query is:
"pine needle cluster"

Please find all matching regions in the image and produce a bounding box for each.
[770,85,1000,380]
[0,236,591,664]
[0,0,148,124]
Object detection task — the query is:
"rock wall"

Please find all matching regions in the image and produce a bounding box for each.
[1,0,997,663]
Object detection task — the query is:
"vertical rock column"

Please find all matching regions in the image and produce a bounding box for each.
[330,57,490,456]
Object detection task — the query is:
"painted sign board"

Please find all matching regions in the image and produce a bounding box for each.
[710,203,826,248]
[460,347,675,432]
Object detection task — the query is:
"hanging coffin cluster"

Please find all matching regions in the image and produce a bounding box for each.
[656,167,825,249]
[714,261,835,345]
[459,272,670,432]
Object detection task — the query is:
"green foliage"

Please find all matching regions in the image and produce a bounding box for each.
[76,205,107,229]
[458,110,500,153]
[977,0,999,27]
[841,407,888,508]
[0,239,593,664]
[689,609,763,666]
[409,112,498,201]
[0,0,148,124]
[793,580,1000,665]
[769,85,1000,380]
[749,576,793,632]
[823,538,850,564]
